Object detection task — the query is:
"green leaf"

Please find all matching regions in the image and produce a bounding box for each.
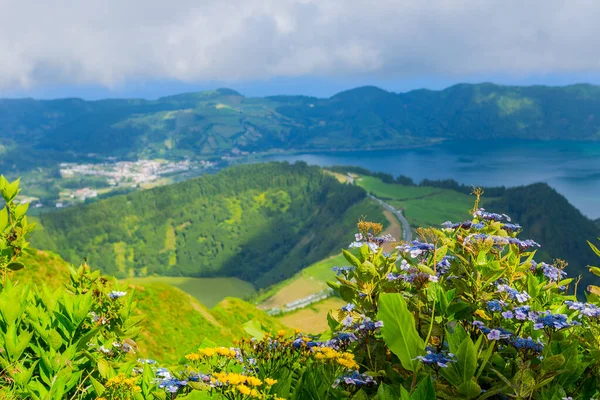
[476,342,495,379]
[90,376,105,396]
[589,266,600,277]
[377,293,425,372]
[242,319,265,340]
[541,354,565,372]
[456,336,478,384]
[588,240,600,257]
[377,384,399,400]
[97,359,110,379]
[6,262,25,271]
[0,207,8,231]
[342,249,362,268]
[398,386,411,400]
[412,376,435,400]
[458,380,482,398]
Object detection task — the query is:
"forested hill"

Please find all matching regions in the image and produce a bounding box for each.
[32,162,383,288]
[489,183,600,285]
[2,83,600,170]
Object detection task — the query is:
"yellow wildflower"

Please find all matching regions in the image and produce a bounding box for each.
[237,385,251,395]
[246,376,262,387]
[264,378,277,386]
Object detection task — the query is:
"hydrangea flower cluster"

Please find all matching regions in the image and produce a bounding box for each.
[436,256,453,276]
[332,266,355,276]
[442,220,485,230]
[155,368,189,394]
[415,346,456,368]
[501,223,522,233]
[472,321,544,354]
[533,312,579,330]
[473,208,511,222]
[486,300,506,312]
[496,284,531,303]
[349,232,396,252]
[333,371,376,388]
[397,240,435,258]
[465,234,541,251]
[530,261,567,282]
[565,301,600,318]
[501,305,538,321]
[108,290,127,299]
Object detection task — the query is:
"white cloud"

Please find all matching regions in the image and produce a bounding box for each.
[0,0,599,89]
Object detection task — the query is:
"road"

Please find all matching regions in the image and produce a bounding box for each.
[368,194,412,242]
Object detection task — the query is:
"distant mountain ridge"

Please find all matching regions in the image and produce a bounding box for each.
[1,83,600,170]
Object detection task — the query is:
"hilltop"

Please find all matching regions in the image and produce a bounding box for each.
[2,83,600,171]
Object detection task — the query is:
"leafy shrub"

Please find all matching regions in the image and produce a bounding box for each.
[326,189,600,399]
[0,177,144,399]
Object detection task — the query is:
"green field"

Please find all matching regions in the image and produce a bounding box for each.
[124,276,255,308]
[357,176,495,228]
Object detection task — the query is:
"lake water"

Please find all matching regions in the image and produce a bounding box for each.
[262,140,600,219]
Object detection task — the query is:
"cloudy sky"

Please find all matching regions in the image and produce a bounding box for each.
[1,0,599,98]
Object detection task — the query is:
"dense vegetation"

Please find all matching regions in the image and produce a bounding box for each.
[16,250,285,364]
[33,162,384,288]
[489,183,600,286]
[5,173,600,399]
[2,83,600,171]
[353,173,600,288]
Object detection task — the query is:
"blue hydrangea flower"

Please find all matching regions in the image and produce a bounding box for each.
[497,285,530,303]
[565,301,600,318]
[487,300,505,312]
[397,240,434,258]
[332,266,355,276]
[341,303,355,313]
[502,223,522,232]
[539,262,567,282]
[473,208,511,222]
[509,336,543,353]
[333,371,376,388]
[341,315,354,327]
[108,290,127,299]
[415,347,456,368]
[533,312,578,330]
[487,328,512,341]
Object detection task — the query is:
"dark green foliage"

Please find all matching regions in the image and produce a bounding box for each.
[3,83,600,171]
[489,183,600,285]
[33,163,374,288]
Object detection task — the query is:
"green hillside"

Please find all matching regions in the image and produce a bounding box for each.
[32,162,384,288]
[14,249,285,363]
[2,83,600,171]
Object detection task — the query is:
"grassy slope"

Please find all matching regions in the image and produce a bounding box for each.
[123,276,255,308]
[357,176,489,227]
[14,250,285,363]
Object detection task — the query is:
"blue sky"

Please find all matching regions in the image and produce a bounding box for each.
[1,0,599,99]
